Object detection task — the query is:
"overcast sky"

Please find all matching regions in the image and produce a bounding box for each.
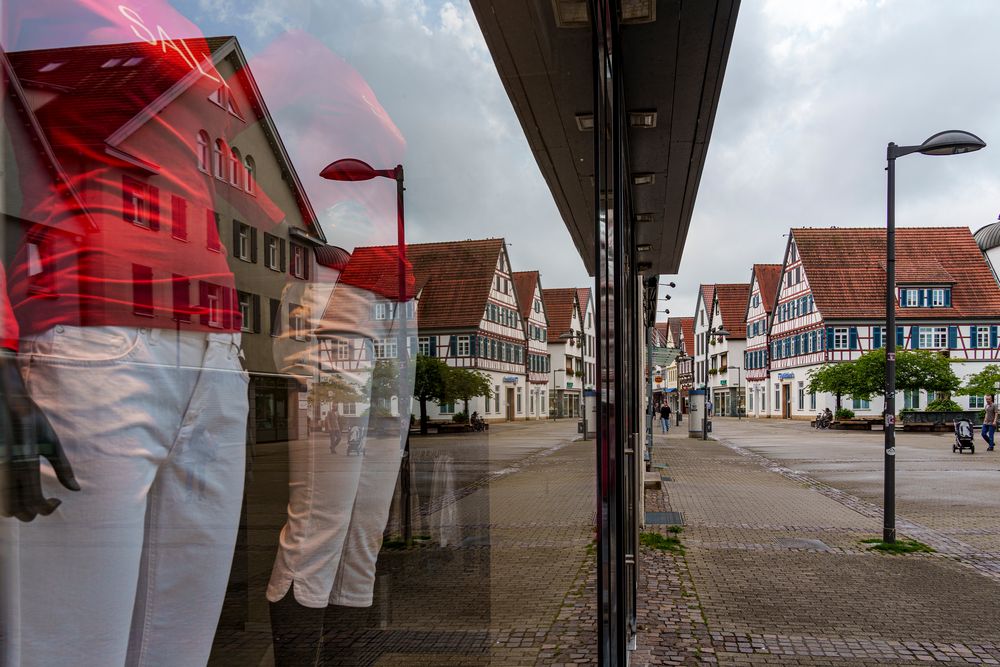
[180,0,1000,317]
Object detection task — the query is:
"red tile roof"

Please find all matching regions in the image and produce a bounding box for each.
[667,318,683,346]
[700,284,715,313]
[752,264,783,313]
[678,317,695,356]
[336,245,416,301]
[512,271,539,319]
[351,238,504,328]
[792,227,1000,319]
[576,288,592,317]
[653,321,670,347]
[714,283,751,340]
[542,288,578,342]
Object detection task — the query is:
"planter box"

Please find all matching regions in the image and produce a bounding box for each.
[901,410,979,425]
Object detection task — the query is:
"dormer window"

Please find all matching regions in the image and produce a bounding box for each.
[900,287,951,308]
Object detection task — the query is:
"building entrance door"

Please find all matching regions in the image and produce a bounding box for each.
[506,387,515,421]
[782,384,792,419]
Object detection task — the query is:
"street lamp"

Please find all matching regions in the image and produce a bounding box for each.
[884,130,984,543]
[320,157,412,544]
[702,326,730,440]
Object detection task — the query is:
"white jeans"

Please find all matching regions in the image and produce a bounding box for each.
[1,326,248,666]
[266,420,403,608]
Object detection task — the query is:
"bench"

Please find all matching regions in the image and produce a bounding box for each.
[832,419,873,431]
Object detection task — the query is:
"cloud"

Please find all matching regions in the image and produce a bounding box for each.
[668,0,1000,319]
[181,0,583,288]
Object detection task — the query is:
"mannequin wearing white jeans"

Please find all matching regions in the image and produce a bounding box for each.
[2,326,248,666]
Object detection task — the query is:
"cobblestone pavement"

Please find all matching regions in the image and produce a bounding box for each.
[632,418,1000,666]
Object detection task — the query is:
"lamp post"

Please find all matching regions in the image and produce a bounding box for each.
[320,158,413,544]
[702,326,730,440]
[730,365,743,420]
[884,130,984,543]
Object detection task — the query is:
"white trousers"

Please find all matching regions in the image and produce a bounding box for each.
[266,418,404,609]
[1,326,248,666]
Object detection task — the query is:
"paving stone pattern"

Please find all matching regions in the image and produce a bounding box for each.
[633,426,1000,666]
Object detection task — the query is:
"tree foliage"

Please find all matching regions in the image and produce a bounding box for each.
[444,367,494,421]
[307,374,364,408]
[808,349,961,407]
[414,355,450,434]
[957,364,1000,398]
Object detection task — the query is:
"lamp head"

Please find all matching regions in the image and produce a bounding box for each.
[320,158,379,181]
[917,130,986,156]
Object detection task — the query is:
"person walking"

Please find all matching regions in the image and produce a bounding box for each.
[326,407,342,454]
[659,403,671,433]
[983,395,997,451]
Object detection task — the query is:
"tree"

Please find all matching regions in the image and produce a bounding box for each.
[307,374,364,410]
[444,367,494,422]
[807,362,857,411]
[413,355,450,435]
[369,359,400,419]
[851,349,960,400]
[957,363,1000,399]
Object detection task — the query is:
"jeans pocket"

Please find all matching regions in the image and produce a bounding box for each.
[30,326,144,365]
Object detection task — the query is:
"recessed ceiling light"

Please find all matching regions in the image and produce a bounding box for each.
[552,0,589,27]
[621,0,656,24]
[575,114,595,131]
[632,173,655,185]
[628,111,657,128]
[637,243,653,252]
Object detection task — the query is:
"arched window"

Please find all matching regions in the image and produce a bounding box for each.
[229,147,241,187]
[196,131,209,172]
[213,139,225,180]
[243,155,255,194]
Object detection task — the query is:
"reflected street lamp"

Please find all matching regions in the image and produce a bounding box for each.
[883,130,984,543]
[320,158,412,543]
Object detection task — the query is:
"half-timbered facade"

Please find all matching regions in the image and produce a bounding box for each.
[513,270,551,419]
[709,283,750,417]
[744,264,781,418]
[693,284,715,391]
[577,287,597,389]
[769,227,1000,418]
[545,287,584,418]
[407,238,527,422]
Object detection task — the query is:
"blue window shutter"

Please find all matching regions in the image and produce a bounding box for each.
[910,326,919,349]
[945,289,952,307]
[992,326,998,349]
[429,335,437,357]
[471,334,479,357]
[826,327,834,350]
[948,326,957,349]
[449,336,457,356]
[970,326,978,349]
[849,327,858,350]
[896,326,904,346]
[874,327,882,349]
[899,289,907,307]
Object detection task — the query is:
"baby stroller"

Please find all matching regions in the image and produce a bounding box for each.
[953,419,975,454]
[347,425,365,456]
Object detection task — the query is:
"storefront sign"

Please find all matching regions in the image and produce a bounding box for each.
[777,372,795,380]
[503,376,519,383]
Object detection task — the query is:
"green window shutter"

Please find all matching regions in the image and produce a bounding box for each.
[910,326,920,349]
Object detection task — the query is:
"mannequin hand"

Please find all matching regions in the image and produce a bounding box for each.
[0,351,79,521]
